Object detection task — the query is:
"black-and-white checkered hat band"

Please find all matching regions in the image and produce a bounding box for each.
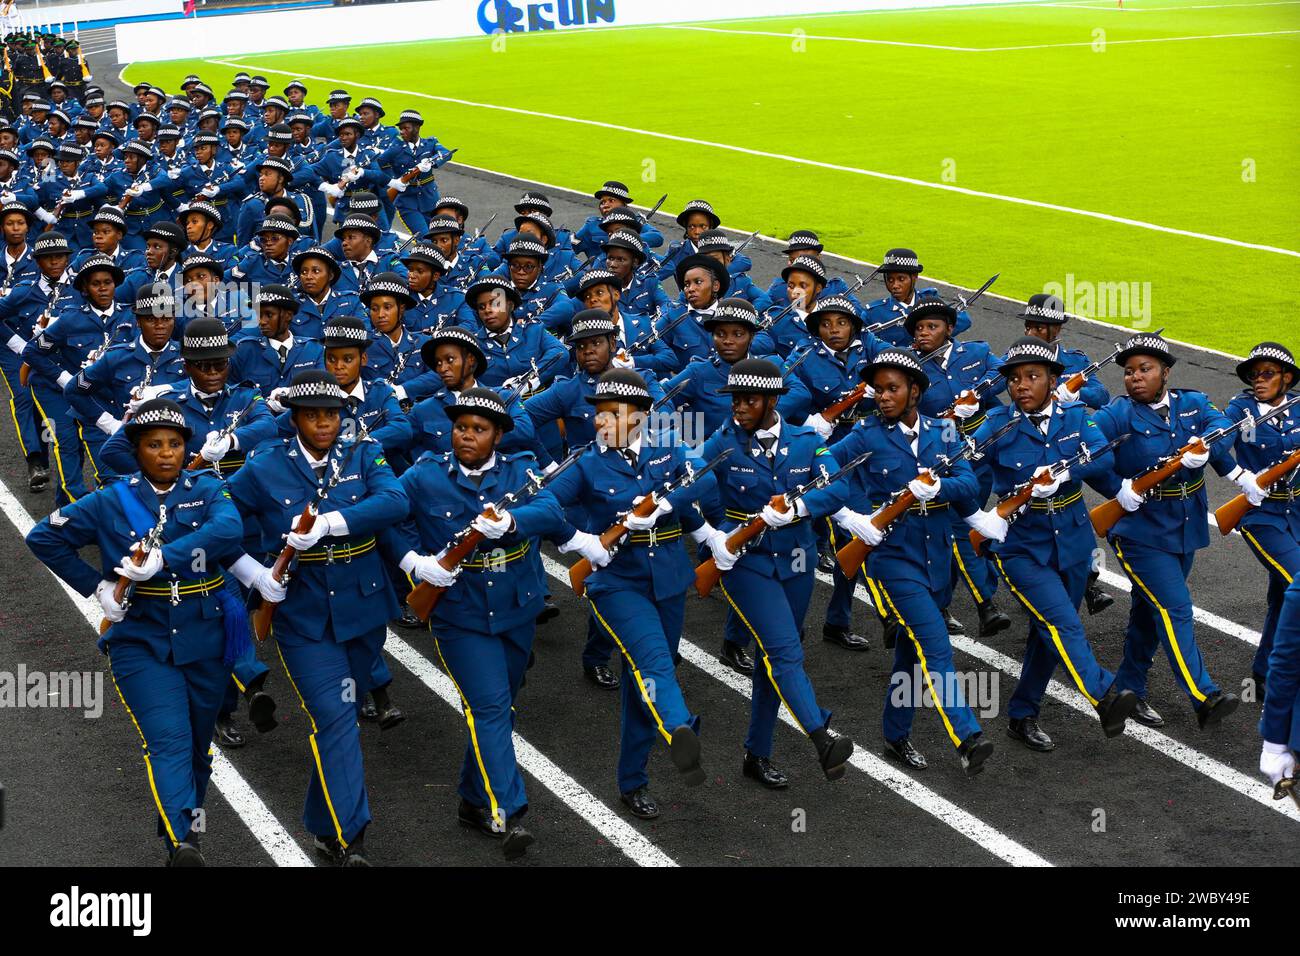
[258,157,293,175]
[184,201,223,224]
[134,290,175,314]
[726,371,784,391]
[1022,301,1066,322]
[594,379,651,402]
[881,251,922,271]
[873,349,923,375]
[1001,338,1061,369]
[596,181,631,201]
[338,214,380,235]
[33,235,69,256]
[505,238,547,259]
[681,200,715,216]
[131,404,187,430]
[603,231,645,254]
[697,233,733,253]
[578,268,620,293]
[222,118,249,132]
[286,379,346,402]
[192,133,220,147]
[601,209,638,226]
[398,110,423,125]
[784,232,822,251]
[183,330,230,351]
[363,277,409,299]
[435,197,468,216]
[810,296,858,318]
[1123,334,1171,359]
[323,321,370,343]
[1246,343,1295,366]
[264,96,289,110]
[784,255,827,282]
[450,390,508,418]
[266,128,292,142]
[358,97,383,111]
[425,216,462,234]
[256,288,297,309]
[122,141,152,159]
[710,300,761,327]
[93,206,126,227]
[0,149,18,164]
[569,315,617,338]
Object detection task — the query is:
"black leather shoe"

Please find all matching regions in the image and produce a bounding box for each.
[811,727,854,781]
[312,834,345,864]
[884,736,927,769]
[214,714,245,748]
[881,616,899,649]
[1095,686,1139,738]
[247,691,277,733]
[977,600,1011,637]
[394,603,426,629]
[372,687,405,730]
[1084,582,1115,615]
[620,787,661,819]
[1131,699,1165,727]
[27,461,49,493]
[360,694,379,721]
[941,608,965,635]
[457,799,497,836]
[1007,717,1055,752]
[535,595,560,625]
[818,551,836,575]
[669,725,705,786]
[583,664,619,690]
[168,841,205,867]
[957,732,994,777]
[341,839,371,867]
[742,751,788,789]
[1196,691,1240,729]
[719,640,754,675]
[822,624,869,652]
[501,814,534,860]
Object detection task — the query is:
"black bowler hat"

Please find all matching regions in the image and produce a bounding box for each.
[447,386,513,431]
[1237,342,1299,385]
[862,347,930,393]
[421,326,488,377]
[321,316,372,351]
[585,367,654,410]
[284,369,345,409]
[806,295,863,336]
[124,398,192,443]
[902,297,958,336]
[881,248,923,274]
[1020,293,1068,326]
[674,253,730,296]
[181,317,236,361]
[999,336,1065,377]
[1116,331,1176,368]
[359,271,416,309]
[701,297,762,332]
[718,358,789,396]
[567,309,618,342]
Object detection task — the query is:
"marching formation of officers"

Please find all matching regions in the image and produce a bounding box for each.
[8,63,1299,866]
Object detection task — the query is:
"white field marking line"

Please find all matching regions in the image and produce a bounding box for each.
[0,478,313,867]
[381,628,677,867]
[538,556,1052,866]
[1048,0,1300,9]
[663,23,1300,51]
[822,569,1297,822]
[203,58,1300,264]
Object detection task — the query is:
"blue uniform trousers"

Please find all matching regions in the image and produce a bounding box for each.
[107,639,228,849]
[0,347,43,462]
[719,566,831,757]
[276,622,384,846]
[826,516,865,633]
[220,642,271,719]
[589,590,698,793]
[31,380,88,505]
[1239,524,1300,679]
[392,203,430,240]
[875,576,982,748]
[947,469,998,607]
[992,554,1114,720]
[433,621,533,827]
[1110,537,1220,709]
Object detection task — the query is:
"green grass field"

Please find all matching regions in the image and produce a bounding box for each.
[125,0,1300,355]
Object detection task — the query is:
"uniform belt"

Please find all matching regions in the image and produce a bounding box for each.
[461,540,530,571]
[126,200,165,217]
[960,413,986,435]
[216,454,246,475]
[1151,476,1205,499]
[1028,488,1083,513]
[725,509,802,525]
[626,523,681,545]
[869,500,950,514]
[414,173,436,187]
[296,536,376,563]
[62,208,94,219]
[1267,486,1298,502]
[135,573,225,604]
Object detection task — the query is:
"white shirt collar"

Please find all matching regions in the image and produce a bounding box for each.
[296,436,328,467]
[192,383,222,401]
[271,331,295,351]
[459,452,497,477]
[1150,391,1171,411]
[345,379,366,401]
[755,416,782,442]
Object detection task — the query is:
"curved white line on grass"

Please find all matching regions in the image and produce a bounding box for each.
[201,59,1300,263]
[0,478,313,867]
[538,556,1052,866]
[382,631,678,867]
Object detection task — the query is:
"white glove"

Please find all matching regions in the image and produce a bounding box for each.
[319,182,344,199]
[201,429,233,463]
[805,412,834,439]
[951,391,979,419]
[471,510,513,539]
[1055,381,1079,403]
[1030,465,1067,499]
[95,579,126,622]
[253,565,288,603]
[266,386,289,414]
[56,370,74,388]
[286,510,345,551]
[35,207,57,224]
[6,333,24,355]
[135,181,152,195]
[126,383,173,414]
[387,177,407,194]
[908,470,941,501]
[964,508,1009,543]
[559,530,612,568]
[704,526,738,571]
[96,411,123,435]
[1234,468,1267,507]
[837,508,884,547]
[760,499,796,528]
[199,184,218,198]
[416,157,433,174]
[409,551,460,588]
[166,166,182,180]
[114,546,164,582]
[609,351,635,370]
[391,384,408,403]
[1260,741,1296,786]
[1180,446,1210,470]
[0,190,13,204]
[1117,477,1145,512]
[124,186,141,200]
[67,189,86,203]
[624,495,671,532]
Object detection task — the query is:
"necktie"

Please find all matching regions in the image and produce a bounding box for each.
[494,331,510,348]
[757,434,777,459]
[465,471,484,488]
[620,447,638,470]
[1029,413,1048,431]
[1156,405,1171,423]
[201,394,219,411]
[276,344,288,367]
[834,350,849,366]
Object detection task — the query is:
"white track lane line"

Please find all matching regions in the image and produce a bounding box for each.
[0,477,314,867]
[820,571,1297,822]
[199,58,1300,262]
[538,556,1052,866]
[380,629,678,867]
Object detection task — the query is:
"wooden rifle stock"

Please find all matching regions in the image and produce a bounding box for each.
[251,504,313,641]
[969,471,1055,556]
[569,497,659,597]
[1088,438,1206,537]
[98,543,148,636]
[819,383,869,424]
[693,494,787,598]
[835,474,937,577]
[406,510,496,621]
[1215,449,1300,535]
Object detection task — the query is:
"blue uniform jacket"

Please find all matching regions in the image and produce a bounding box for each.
[66,337,188,422]
[228,334,325,394]
[1225,391,1300,539]
[664,352,811,436]
[22,302,136,385]
[288,289,363,341]
[918,340,1007,436]
[523,367,664,467]
[860,291,972,347]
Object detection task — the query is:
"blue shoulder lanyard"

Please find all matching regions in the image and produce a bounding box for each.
[111,479,161,539]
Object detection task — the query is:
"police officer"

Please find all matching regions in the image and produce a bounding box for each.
[386,387,564,858]
[180,199,236,265]
[226,369,409,865]
[498,236,575,335]
[25,397,247,865]
[859,248,972,348]
[227,284,325,398]
[399,242,463,333]
[700,358,857,785]
[359,270,426,398]
[177,132,247,244]
[574,267,675,377]
[234,155,312,247]
[571,180,664,258]
[375,109,453,237]
[463,274,567,394]
[657,199,749,281]
[228,213,297,289]
[694,229,772,311]
[659,253,741,374]
[118,220,185,306]
[1091,332,1243,729]
[964,337,1140,750]
[827,348,993,775]
[71,205,146,275]
[331,212,406,295]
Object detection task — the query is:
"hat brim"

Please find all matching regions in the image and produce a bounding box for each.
[445,403,512,431]
[676,210,721,229]
[75,262,126,287]
[1235,355,1296,384]
[285,395,343,409]
[1116,346,1176,368]
[466,281,522,309]
[124,418,193,443]
[421,336,488,375]
[716,382,789,396]
[998,355,1065,377]
[583,392,654,410]
[806,309,863,336]
[182,343,236,361]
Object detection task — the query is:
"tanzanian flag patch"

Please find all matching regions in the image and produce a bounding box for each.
[815,446,831,456]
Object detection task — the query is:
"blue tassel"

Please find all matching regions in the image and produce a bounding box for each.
[220,580,252,668]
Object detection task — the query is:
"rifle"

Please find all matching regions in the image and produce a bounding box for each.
[386,147,457,203]
[569,448,732,596]
[835,417,1019,577]
[17,275,66,387]
[695,450,872,598]
[1060,337,1141,396]
[1216,448,1300,535]
[654,379,688,410]
[473,211,497,242]
[640,193,667,222]
[499,350,566,405]
[759,272,869,335]
[954,272,999,314]
[730,229,760,258]
[187,398,258,470]
[250,448,355,641]
[1090,395,1300,537]
[939,376,999,423]
[1276,775,1300,811]
[813,342,944,427]
[98,505,168,635]
[616,309,690,363]
[970,433,1130,555]
[407,444,587,620]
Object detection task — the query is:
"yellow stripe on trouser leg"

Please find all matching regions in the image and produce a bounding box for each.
[952,540,984,603]
[275,644,350,849]
[1243,530,1295,583]
[719,579,807,736]
[30,391,77,502]
[1112,541,1207,704]
[877,582,963,748]
[77,421,103,488]
[108,656,180,848]
[590,597,674,745]
[1,371,30,457]
[431,635,504,831]
[992,554,1098,706]
[863,574,888,621]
